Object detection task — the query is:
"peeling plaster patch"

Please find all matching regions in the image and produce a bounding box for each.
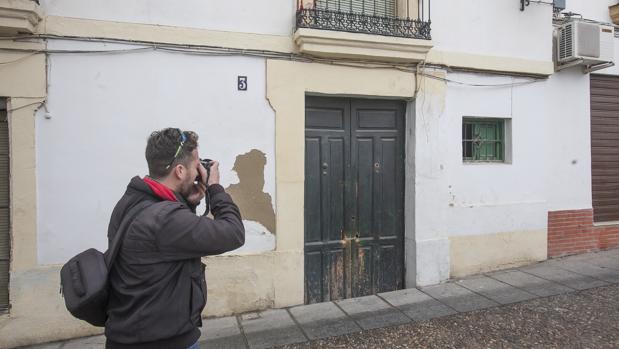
[226,149,276,234]
[225,221,275,255]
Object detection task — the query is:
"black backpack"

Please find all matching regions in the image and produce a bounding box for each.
[60,201,152,327]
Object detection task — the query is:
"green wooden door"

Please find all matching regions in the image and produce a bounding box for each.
[304,96,405,304]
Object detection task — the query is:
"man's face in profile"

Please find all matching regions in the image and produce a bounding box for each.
[179,149,201,199]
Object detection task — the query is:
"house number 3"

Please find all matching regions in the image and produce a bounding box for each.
[238,76,247,91]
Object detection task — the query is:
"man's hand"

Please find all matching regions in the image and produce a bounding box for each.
[208,161,220,186]
[186,181,206,207]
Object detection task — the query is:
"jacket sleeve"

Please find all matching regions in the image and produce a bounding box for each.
[155,184,245,260]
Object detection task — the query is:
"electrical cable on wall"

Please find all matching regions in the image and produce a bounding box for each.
[0,35,547,88]
[0,52,38,65]
[7,100,45,112]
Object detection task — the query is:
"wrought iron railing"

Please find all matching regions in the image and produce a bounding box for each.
[296,0,431,40]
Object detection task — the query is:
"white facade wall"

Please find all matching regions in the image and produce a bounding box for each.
[413,0,619,284]
[431,0,553,61]
[416,73,548,241]
[36,40,276,265]
[40,0,555,62]
[567,0,617,23]
[414,69,595,284]
[39,0,295,36]
[543,69,594,211]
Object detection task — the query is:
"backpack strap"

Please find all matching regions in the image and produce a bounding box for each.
[104,200,154,267]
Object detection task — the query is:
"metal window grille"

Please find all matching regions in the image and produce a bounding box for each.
[296,0,431,40]
[462,118,505,162]
[0,99,9,312]
[316,0,396,18]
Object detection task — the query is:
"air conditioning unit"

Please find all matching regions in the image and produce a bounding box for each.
[556,19,614,66]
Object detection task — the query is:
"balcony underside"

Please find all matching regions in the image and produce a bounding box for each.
[294,27,433,63]
[295,7,432,63]
[0,0,42,35]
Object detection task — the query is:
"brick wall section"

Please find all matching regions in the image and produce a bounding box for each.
[548,209,619,258]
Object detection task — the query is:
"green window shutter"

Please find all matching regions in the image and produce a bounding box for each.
[463,118,505,162]
[316,0,396,17]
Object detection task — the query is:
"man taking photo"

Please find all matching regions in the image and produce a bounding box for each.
[104,128,245,349]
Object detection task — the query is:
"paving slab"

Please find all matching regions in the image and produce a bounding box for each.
[289,301,361,340]
[548,258,619,284]
[456,275,537,305]
[488,269,574,297]
[240,309,306,349]
[520,264,609,290]
[21,342,64,349]
[61,335,105,349]
[199,316,246,349]
[571,254,619,271]
[379,288,456,321]
[336,295,410,330]
[596,249,619,260]
[419,283,498,313]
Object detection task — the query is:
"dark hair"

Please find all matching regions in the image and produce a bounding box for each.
[145,128,199,179]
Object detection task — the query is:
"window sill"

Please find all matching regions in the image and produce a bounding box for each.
[593,220,619,227]
[463,161,511,165]
[294,28,433,63]
[0,0,43,34]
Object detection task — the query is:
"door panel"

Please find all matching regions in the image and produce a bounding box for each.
[304,97,351,303]
[304,251,323,304]
[356,137,374,239]
[380,138,398,238]
[305,137,322,243]
[351,99,405,296]
[351,244,373,298]
[305,97,405,303]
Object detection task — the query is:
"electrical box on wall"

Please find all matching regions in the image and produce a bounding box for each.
[556,19,615,72]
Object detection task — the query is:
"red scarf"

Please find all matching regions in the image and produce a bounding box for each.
[143,177,178,202]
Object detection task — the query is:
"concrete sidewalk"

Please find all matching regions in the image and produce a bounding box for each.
[25,249,619,349]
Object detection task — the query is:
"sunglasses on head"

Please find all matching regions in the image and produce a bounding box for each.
[165,130,187,170]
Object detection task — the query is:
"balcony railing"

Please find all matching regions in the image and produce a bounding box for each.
[296,0,431,40]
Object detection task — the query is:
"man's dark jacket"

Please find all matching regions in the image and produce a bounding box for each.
[105,176,245,349]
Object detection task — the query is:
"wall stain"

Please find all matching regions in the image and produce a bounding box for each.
[225,149,276,234]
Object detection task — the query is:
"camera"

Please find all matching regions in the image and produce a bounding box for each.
[196,158,213,184]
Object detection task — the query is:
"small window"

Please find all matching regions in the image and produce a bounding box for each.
[462,118,505,162]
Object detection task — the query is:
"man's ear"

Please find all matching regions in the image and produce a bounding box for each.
[173,164,185,180]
